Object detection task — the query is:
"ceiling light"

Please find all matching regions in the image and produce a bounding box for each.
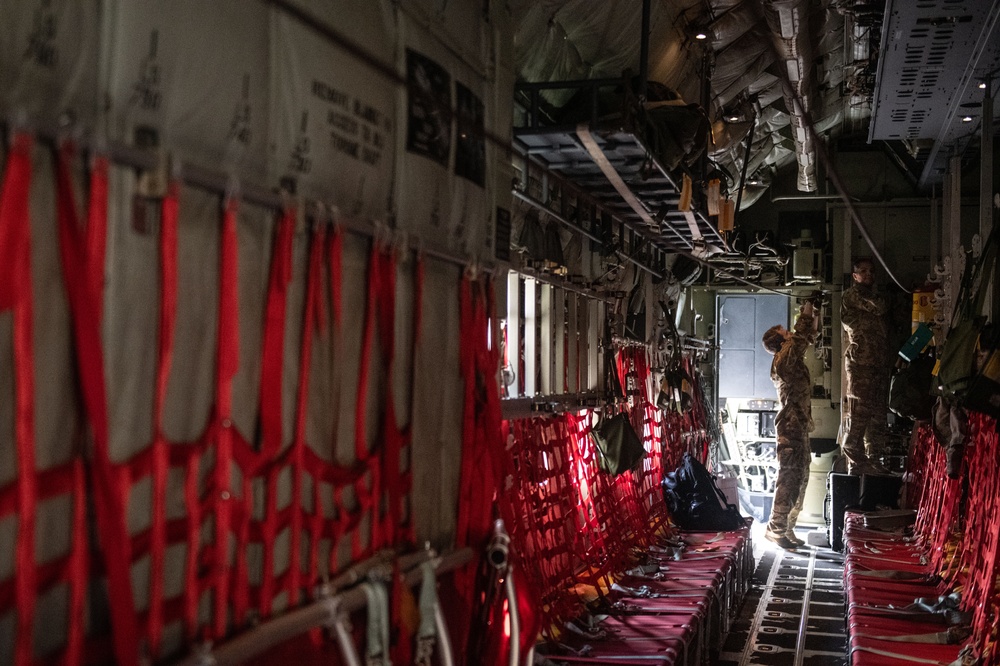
[962,115,973,122]
[726,114,741,122]
[695,31,707,40]
[979,82,987,89]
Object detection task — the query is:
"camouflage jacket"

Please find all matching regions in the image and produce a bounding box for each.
[841,284,888,369]
[771,311,815,433]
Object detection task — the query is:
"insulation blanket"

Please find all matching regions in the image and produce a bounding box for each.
[0,0,101,131]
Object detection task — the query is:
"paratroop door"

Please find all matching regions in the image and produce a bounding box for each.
[717,294,789,399]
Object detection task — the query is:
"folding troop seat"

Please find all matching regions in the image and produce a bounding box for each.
[554,614,693,666]
[848,640,965,666]
[842,516,972,664]
[539,652,676,665]
[545,525,753,666]
[841,423,988,666]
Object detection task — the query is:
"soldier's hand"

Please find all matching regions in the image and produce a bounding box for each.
[800,301,814,316]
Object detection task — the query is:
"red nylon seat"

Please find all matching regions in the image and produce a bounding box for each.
[849,636,965,665]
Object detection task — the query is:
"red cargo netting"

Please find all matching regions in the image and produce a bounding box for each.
[849,412,1000,665]
[496,346,710,635]
[0,141,423,663]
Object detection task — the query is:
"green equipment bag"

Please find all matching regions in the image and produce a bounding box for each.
[962,327,1000,419]
[889,354,937,421]
[590,412,646,476]
[935,220,998,403]
[936,316,987,402]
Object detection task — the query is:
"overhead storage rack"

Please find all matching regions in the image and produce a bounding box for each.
[513,79,728,254]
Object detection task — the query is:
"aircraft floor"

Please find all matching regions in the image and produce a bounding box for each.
[715,524,847,666]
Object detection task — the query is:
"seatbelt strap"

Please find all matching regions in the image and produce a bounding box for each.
[252,208,295,620]
[3,131,37,666]
[364,580,392,666]
[414,560,438,665]
[259,207,295,460]
[86,154,107,314]
[149,181,179,655]
[288,224,326,606]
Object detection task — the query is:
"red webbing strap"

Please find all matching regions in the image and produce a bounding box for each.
[973,417,1000,654]
[383,384,404,546]
[71,157,106,663]
[53,142,140,665]
[183,446,201,636]
[352,246,376,556]
[354,248,380,462]
[326,226,344,479]
[2,132,37,666]
[0,133,30,310]
[319,227,351,576]
[453,276,480,661]
[963,417,993,642]
[258,460,278,619]
[906,426,931,516]
[67,459,87,666]
[352,245,395,557]
[211,196,240,638]
[248,211,295,620]
[148,183,178,656]
[472,275,497,539]
[288,225,325,606]
[259,209,295,460]
[614,347,626,398]
[86,155,107,316]
[454,276,478,550]
[374,248,396,549]
[383,252,422,547]
[381,256,424,653]
[456,275,507,659]
[399,256,424,544]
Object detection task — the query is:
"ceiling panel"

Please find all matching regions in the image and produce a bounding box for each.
[868,0,1000,185]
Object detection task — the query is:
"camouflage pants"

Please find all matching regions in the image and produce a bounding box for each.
[767,427,811,535]
[841,365,888,470]
[841,396,888,471]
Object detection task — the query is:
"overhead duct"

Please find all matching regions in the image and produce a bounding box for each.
[713,28,777,107]
[708,3,762,51]
[761,0,819,192]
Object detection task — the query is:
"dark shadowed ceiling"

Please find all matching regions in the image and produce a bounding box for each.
[510,0,999,231]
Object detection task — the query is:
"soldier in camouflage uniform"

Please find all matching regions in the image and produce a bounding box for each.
[840,258,889,474]
[761,301,818,549]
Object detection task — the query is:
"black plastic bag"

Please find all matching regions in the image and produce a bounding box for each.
[889,355,936,420]
[662,453,746,532]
